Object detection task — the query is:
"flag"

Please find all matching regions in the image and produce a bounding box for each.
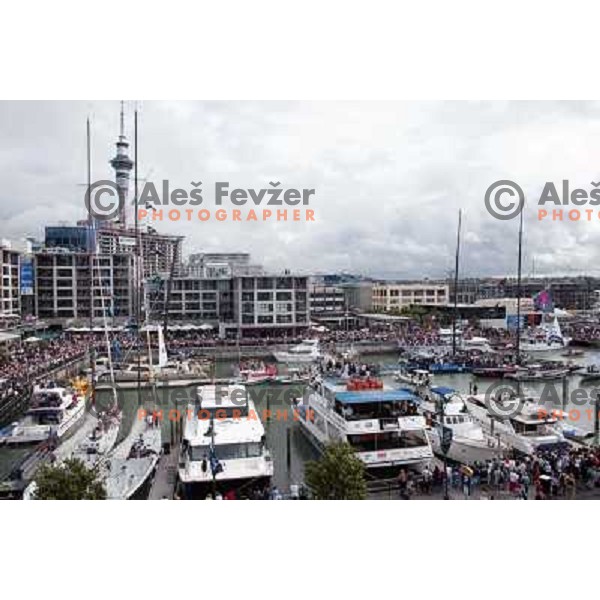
[534,289,553,312]
[112,339,122,363]
[209,443,223,477]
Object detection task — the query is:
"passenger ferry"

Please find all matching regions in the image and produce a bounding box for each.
[272,339,321,363]
[463,392,568,455]
[178,384,273,498]
[0,384,85,445]
[420,386,506,464]
[298,376,433,472]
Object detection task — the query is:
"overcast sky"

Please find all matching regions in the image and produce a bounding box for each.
[1,101,600,279]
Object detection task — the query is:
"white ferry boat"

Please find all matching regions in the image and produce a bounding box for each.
[0,385,85,445]
[298,376,433,472]
[272,339,321,363]
[463,392,568,455]
[420,386,506,464]
[178,384,273,498]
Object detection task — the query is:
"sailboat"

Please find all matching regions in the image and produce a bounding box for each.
[520,315,571,352]
[102,107,161,499]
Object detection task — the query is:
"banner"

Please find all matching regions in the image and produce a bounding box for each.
[20,260,33,295]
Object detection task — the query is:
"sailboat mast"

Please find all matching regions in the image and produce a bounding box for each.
[86,117,96,403]
[452,209,462,357]
[134,108,142,402]
[515,207,524,364]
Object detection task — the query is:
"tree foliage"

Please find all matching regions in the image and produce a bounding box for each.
[33,458,106,500]
[304,442,367,500]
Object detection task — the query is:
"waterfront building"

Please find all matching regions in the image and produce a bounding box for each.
[95,225,183,278]
[149,253,310,337]
[0,242,20,319]
[372,281,449,312]
[451,276,600,311]
[309,280,346,317]
[341,281,374,312]
[34,250,134,321]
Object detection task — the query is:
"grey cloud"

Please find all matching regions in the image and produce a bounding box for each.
[1,100,600,278]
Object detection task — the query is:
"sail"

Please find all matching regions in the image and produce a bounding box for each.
[547,315,563,344]
[158,326,168,367]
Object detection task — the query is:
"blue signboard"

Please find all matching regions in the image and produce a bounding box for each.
[20,260,33,295]
[506,314,524,331]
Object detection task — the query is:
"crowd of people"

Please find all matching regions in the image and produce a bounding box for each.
[398,445,600,500]
[0,337,92,422]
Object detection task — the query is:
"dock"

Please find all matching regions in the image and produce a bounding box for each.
[148,445,180,499]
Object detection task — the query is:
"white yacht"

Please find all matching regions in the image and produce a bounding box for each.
[420,386,506,464]
[463,392,567,455]
[104,420,162,500]
[520,316,571,353]
[272,339,321,363]
[0,385,85,445]
[71,407,122,467]
[461,336,493,353]
[394,368,432,387]
[297,376,433,472]
[178,384,273,498]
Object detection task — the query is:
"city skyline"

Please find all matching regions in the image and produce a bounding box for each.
[2,101,600,278]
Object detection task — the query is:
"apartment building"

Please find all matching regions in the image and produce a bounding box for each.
[372,281,449,312]
[34,250,134,321]
[0,244,20,317]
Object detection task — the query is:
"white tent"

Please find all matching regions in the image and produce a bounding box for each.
[24,336,42,343]
[199,323,213,331]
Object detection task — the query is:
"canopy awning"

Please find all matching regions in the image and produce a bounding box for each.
[336,389,419,405]
[430,386,457,397]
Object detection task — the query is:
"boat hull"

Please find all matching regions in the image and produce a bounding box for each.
[428,429,505,464]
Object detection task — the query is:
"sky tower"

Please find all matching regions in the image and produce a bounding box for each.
[109,101,134,227]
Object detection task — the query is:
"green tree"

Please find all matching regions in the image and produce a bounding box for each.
[33,458,106,500]
[304,442,367,499]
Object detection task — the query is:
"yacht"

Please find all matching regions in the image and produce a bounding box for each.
[463,392,568,455]
[505,364,569,382]
[70,407,122,467]
[420,386,506,464]
[178,384,273,498]
[461,336,493,353]
[297,376,433,472]
[0,384,85,445]
[520,316,571,352]
[272,339,321,363]
[394,368,432,387]
[103,419,162,499]
[236,362,278,385]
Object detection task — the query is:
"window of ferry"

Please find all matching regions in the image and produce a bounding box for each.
[190,443,261,461]
[348,431,427,451]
